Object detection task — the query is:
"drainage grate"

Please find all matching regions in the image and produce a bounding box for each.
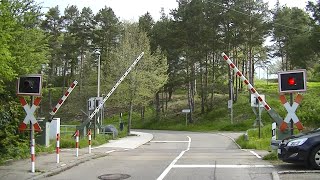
[98,174,131,180]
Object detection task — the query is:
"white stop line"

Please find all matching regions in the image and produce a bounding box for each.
[156,136,191,180]
[173,164,274,168]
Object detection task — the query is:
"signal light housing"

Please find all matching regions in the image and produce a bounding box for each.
[278,70,306,93]
[17,74,42,96]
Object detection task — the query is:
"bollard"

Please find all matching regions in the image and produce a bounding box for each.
[56,133,60,163]
[75,130,79,157]
[31,138,35,173]
[88,129,92,154]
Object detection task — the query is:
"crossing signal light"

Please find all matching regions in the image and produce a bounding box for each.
[17,75,42,96]
[278,70,306,93]
[288,77,296,86]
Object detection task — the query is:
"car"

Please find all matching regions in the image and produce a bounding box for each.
[278,128,320,169]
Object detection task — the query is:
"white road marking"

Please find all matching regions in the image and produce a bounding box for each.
[250,150,262,159]
[105,150,116,154]
[172,164,274,168]
[156,136,191,180]
[217,133,242,149]
[151,141,190,143]
[60,149,72,152]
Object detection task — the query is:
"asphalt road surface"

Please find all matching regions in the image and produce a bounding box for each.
[46,130,275,180]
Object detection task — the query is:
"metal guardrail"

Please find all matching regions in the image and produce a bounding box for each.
[60,125,77,135]
[60,125,116,139]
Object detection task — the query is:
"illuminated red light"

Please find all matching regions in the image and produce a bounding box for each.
[288,77,296,86]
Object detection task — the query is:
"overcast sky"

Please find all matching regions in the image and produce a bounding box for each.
[35,0,315,21]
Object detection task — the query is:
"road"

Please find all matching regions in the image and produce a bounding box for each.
[46,130,275,180]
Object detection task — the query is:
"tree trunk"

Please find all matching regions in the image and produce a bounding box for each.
[155,91,161,121]
[161,89,165,113]
[127,100,133,135]
[140,106,145,122]
[200,60,205,114]
[204,53,209,112]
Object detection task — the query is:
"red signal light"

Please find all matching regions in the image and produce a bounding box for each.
[288,77,296,86]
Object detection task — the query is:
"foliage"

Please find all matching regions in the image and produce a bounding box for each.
[0,101,29,164]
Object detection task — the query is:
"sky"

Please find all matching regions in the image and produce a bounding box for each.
[35,0,315,22]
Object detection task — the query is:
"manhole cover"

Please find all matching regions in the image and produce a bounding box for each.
[98,173,131,180]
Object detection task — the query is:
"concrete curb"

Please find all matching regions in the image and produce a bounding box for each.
[29,153,109,180]
[278,170,320,174]
[272,171,280,180]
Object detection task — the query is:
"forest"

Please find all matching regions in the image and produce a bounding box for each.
[1,0,320,161]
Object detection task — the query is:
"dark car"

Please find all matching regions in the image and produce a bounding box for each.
[278,128,320,169]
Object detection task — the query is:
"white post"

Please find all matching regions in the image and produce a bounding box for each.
[272,122,277,140]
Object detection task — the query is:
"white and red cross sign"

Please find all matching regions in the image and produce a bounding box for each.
[19,97,42,132]
[279,94,304,132]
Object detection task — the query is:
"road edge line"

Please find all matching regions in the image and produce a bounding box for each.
[217,133,242,149]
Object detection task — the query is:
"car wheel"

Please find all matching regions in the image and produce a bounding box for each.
[309,145,320,170]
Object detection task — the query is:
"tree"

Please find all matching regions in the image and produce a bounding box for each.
[109,23,168,129]
[93,6,121,83]
[74,7,95,92]
[271,7,313,70]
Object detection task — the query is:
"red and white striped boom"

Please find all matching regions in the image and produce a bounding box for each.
[50,80,78,117]
[221,52,284,126]
[89,52,144,120]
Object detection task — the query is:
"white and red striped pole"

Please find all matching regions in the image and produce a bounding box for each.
[56,133,60,163]
[75,130,79,157]
[88,129,92,154]
[31,138,35,173]
[221,52,284,126]
[50,80,78,117]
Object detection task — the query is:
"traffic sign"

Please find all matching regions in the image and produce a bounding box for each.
[182,109,191,113]
[251,94,265,107]
[279,94,304,131]
[19,97,42,132]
